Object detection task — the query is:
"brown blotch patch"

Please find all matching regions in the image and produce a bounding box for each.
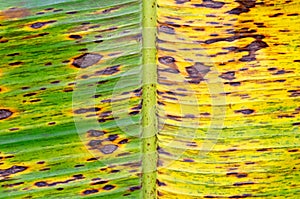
[72,53,103,68]
[0,7,31,19]
[0,109,13,120]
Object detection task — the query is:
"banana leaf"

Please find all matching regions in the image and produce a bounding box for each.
[0,0,299,198]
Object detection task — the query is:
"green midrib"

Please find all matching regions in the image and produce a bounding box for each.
[141,0,158,198]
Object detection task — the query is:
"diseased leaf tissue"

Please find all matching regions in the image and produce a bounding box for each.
[0,0,299,198]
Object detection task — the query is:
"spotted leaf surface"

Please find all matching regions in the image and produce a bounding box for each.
[0,0,142,198]
[156,0,300,198]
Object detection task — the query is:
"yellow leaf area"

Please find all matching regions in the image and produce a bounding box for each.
[156,0,300,198]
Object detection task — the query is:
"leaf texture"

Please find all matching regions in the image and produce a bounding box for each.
[0,0,142,198]
[0,0,300,198]
[156,0,300,198]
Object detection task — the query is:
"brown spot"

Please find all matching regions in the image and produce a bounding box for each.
[7,52,20,56]
[50,80,60,84]
[227,0,256,15]
[256,148,271,152]
[91,180,108,185]
[118,139,128,144]
[107,134,118,141]
[69,35,82,39]
[1,182,24,188]
[88,140,102,148]
[72,53,103,68]
[22,33,49,39]
[74,107,100,114]
[159,56,175,66]
[129,186,141,191]
[288,149,298,152]
[74,164,84,168]
[233,181,254,186]
[175,0,191,4]
[183,158,194,162]
[66,11,77,14]
[235,109,254,115]
[229,194,252,198]
[9,128,19,131]
[30,99,41,102]
[269,13,284,17]
[30,20,56,29]
[0,7,31,19]
[88,129,105,137]
[95,65,120,75]
[192,0,225,9]
[103,184,115,190]
[156,180,167,186]
[99,144,118,154]
[9,61,23,66]
[204,196,221,198]
[0,109,13,120]
[159,25,175,34]
[23,92,37,97]
[219,71,235,80]
[73,174,84,179]
[83,189,98,195]
[35,181,48,187]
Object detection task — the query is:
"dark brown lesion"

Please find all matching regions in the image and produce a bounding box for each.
[227,0,257,15]
[185,62,211,84]
[0,109,13,120]
[0,165,28,178]
[234,109,255,115]
[192,0,225,9]
[94,65,120,75]
[34,174,84,187]
[30,20,56,29]
[72,53,103,68]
